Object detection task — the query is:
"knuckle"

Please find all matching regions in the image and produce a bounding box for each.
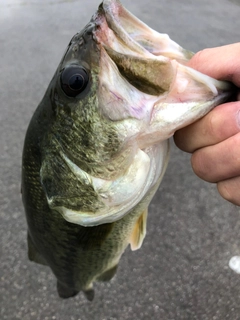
[205,112,218,139]
[191,151,208,180]
[191,149,218,183]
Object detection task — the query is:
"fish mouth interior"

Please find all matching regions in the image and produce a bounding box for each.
[94,0,233,131]
[93,0,192,96]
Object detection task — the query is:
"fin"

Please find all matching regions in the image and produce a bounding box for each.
[57,281,79,299]
[27,232,48,266]
[97,264,118,282]
[130,209,148,251]
[83,288,95,301]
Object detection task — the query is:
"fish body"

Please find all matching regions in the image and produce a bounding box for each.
[22,0,231,299]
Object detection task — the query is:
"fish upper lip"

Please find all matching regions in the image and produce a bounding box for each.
[93,0,149,55]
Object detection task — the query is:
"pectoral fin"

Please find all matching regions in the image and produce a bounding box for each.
[130,209,148,251]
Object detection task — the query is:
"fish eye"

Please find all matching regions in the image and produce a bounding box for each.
[60,66,89,97]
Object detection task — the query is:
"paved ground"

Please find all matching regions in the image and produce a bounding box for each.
[1,0,240,319]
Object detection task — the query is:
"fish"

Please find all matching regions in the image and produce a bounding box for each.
[22,0,232,300]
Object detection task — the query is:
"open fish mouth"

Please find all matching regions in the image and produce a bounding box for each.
[92,0,231,138]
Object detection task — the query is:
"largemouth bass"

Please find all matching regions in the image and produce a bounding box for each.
[22,0,232,300]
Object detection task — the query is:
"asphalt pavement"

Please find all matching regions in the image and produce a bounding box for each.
[1,0,240,319]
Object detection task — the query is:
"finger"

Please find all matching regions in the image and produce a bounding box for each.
[187,43,240,87]
[191,132,240,183]
[217,177,240,206]
[174,101,240,152]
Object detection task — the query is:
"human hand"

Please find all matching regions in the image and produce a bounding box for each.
[174,43,240,205]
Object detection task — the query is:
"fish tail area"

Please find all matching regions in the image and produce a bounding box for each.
[57,281,80,299]
[130,209,148,251]
[97,264,118,282]
[27,232,48,266]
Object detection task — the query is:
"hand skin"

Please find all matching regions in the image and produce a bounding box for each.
[174,43,240,206]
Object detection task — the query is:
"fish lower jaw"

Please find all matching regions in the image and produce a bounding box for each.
[149,91,231,141]
[47,141,169,227]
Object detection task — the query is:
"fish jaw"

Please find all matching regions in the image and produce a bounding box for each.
[96,45,231,147]
[93,0,232,146]
[143,62,232,144]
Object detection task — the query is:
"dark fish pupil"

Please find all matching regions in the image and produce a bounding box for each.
[69,74,84,91]
[60,66,89,97]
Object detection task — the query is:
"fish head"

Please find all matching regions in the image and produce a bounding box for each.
[40,0,232,226]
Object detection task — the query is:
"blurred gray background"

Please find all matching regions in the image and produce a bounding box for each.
[1,0,240,319]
